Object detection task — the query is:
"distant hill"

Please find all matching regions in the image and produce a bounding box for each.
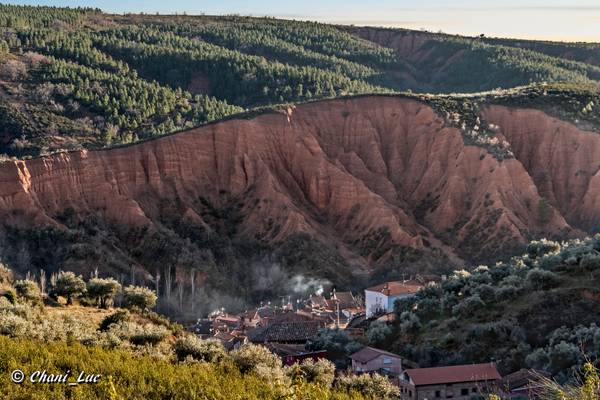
[0,5,600,157]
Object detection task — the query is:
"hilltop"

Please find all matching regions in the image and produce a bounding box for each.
[1,5,600,158]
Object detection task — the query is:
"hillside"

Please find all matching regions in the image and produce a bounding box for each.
[0,5,600,316]
[1,83,600,316]
[386,236,600,383]
[1,5,600,158]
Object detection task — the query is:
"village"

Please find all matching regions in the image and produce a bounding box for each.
[190,277,546,400]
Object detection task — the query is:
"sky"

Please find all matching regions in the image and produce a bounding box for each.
[5,0,600,42]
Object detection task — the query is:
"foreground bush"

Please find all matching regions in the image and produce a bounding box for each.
[0,336,367,400]
[14,279,41,304]
[537,362,600,400]
[173,335,228,363]
[336,373,400,400]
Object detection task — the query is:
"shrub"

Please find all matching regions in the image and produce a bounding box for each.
[0,264,13,285]
[527,239,561,258]
[51,271,86,305]
[128,324,169,346]
[580,253,600,271]
[87,277,121,308]
[0,312,30,337]
[99,310,131,331]
[14,279,41,303]
[537,362,600,400]
[108,320,169,346]
[526,268,562,290]
[335,373,400,400]
[452,295,485,317]
[1,289,16,304]
[366,321,391,345]
[122,285,157,310]
[289,358,336,388]
[231,343,282,373]
[173,335,228,363]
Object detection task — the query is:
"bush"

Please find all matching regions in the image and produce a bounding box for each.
[99,310,130,331]
[335,373,400,400]
[87,277,121,308]
[289,358,336,388]
[0,264,13,285]
[580,253,600,271]
[231,343,282,373]
[527,239,561,258]
[128,324,169,346]
[452,295,485,317]
[526,268,562,290]
[366,321,392,345]
[51,271,86,305]
[14,279,41,303]
[1,289,16,304]
[122,285,157,310]
[0,312,30,337]
[173,335,228,363]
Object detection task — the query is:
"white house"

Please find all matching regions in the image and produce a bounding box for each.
[365,280,423,318]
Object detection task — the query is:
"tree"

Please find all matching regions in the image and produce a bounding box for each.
[230,343,282,373]
[335,373,400,400]
[288,358,336,388]
[87,277,121,308]
[366,321,392,345]
[51,271,86,305]
[526,269,562,291]
[122,285,157,310]
[173,335,228,363]
[14,279,41,303]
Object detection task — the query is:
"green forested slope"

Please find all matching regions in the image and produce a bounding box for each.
[0,5,599,158]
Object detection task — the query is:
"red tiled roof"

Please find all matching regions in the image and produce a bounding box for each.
[406,363,501,386]
[366,280,423,296]
[351,346,402,363]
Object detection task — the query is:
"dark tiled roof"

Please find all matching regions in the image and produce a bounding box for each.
[264,321,323,342]
[332,291,356,309]
[366,280,423,296]
[406,363,501,386]
[351,346,402,363]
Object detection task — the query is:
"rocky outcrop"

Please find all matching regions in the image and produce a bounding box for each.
[483,105,600,232]
[0,96,589,275]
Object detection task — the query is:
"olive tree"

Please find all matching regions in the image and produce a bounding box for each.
[122,285,157,310]
[14,279,41,303]
[51,271,86,305]
[87,277,121,308]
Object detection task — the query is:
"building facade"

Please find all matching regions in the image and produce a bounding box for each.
[365,280,423,318]
[350,347,404,377]
[399,363,502,400]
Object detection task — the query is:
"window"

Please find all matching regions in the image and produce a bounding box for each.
[471,388,477,393]
[383,357,392,364]
[461,388,469,395]
[435,390,441,398]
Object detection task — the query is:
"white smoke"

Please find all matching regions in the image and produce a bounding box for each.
[288,275,330,296]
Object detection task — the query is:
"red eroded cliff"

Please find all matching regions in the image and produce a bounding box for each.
[0,97,590,272]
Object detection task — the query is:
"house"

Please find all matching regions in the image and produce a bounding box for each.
[500,368,550,399]
[350,347,405,377]
[399,363,502,400]
[248,320,325,344]
[365,280,423,318]
[265,343,328,366]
